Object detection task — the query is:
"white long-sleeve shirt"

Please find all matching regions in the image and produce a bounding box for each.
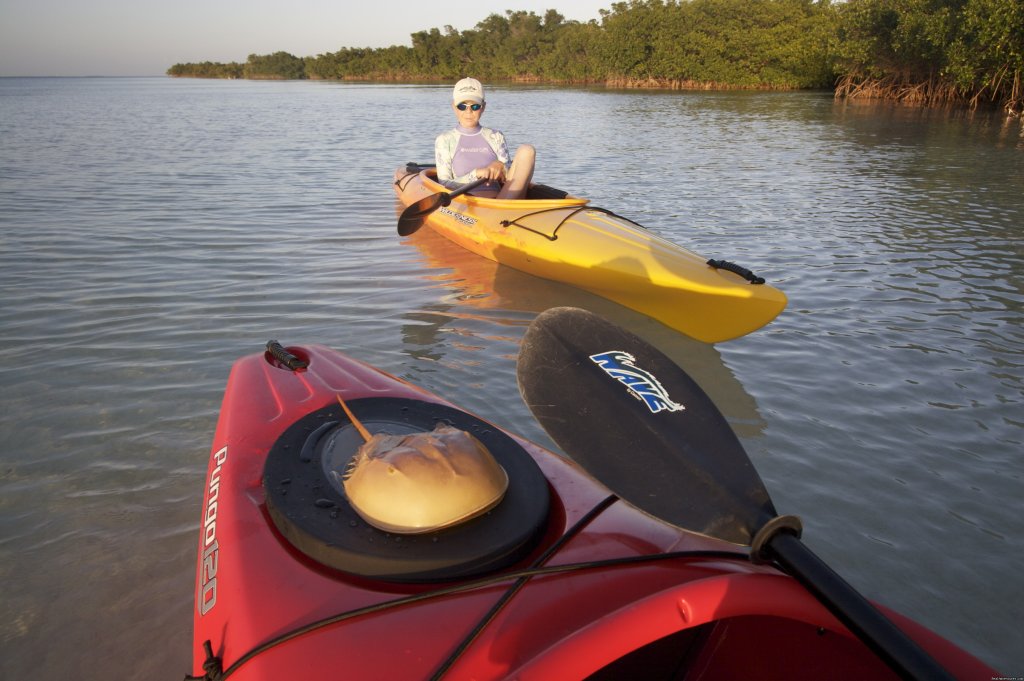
[434,125,511,189]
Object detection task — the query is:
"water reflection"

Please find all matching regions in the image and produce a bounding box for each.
[401,225,766,439]
[2,78,1020,677]
[832,97,1024,151]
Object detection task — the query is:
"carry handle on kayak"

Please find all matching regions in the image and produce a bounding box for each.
[707,258,765,284]
[265,340,308,371]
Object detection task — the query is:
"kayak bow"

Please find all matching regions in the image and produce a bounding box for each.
[187,338,997,680]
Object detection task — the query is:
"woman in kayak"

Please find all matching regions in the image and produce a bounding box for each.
[435,77,535,199]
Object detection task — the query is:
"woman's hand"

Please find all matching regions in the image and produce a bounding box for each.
[476,161,506,182]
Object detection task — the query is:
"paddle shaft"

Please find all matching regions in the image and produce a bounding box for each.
[435,177,488,204]
[768,532,955,681]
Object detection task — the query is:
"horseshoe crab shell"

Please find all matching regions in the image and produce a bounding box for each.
[341,423,509,534]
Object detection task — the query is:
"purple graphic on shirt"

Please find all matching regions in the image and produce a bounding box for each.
[452,126,500,188]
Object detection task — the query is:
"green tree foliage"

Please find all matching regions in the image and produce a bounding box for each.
[948,0,1023,110]
[835,0,1022,112]
[168,52,306,80]
[243,52,306,80]
[598,0,837,88]
[172,3,836,89]
[167,0,1021,112]
[166,61,243,78]
[535,18,606,81]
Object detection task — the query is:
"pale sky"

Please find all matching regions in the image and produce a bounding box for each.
[0,0,612,77]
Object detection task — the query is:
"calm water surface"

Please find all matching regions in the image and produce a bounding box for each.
[1,77,1021,677]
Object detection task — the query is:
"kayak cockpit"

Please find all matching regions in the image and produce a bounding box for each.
[263,396,551,582]
[397,162,590,206]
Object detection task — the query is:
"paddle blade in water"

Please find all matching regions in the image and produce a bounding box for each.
[517,307,776,545]
[397,178,489,236]
[397,195,443,236]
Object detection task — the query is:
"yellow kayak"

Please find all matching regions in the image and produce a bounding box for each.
[393,165,787,343]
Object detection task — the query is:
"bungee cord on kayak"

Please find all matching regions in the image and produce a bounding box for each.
[391,162,787,342]
[184,490,746,681]
[399,170,769,292]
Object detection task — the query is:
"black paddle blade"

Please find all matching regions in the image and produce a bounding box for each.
[517,307,776,545]
[519,308,959,681]
[397,177,489,236]
[397,194,444,236]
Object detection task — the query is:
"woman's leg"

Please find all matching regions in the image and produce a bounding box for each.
[497,144,535,200]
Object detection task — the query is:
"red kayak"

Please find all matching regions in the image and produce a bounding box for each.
[188,312,997,680]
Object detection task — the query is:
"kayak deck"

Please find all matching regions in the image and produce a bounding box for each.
[189,344,995,680]
[393,165,788,343]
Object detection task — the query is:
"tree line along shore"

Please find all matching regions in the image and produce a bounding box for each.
[166,0,1024,115]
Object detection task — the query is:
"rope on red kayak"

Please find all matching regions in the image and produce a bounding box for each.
[182,499,746,681]
[428,493,620,680]
[183,641,223,681]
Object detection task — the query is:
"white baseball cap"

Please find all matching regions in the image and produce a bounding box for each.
[453,77,485,104]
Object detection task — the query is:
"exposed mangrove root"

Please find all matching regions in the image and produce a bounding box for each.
[836,72,1022,117]
[976,67,1023,117]
[604,76,800,91]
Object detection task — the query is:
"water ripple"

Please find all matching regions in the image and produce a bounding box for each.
[1,78,1022,677]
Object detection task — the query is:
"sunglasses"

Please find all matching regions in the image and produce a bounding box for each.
[456,102,483,111]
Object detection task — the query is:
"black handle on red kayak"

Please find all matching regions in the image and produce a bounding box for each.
[265,340,308,371]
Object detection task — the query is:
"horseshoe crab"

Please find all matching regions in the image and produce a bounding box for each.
[340,421,509,534]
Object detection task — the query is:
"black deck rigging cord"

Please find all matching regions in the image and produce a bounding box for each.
[182,494,744,681]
